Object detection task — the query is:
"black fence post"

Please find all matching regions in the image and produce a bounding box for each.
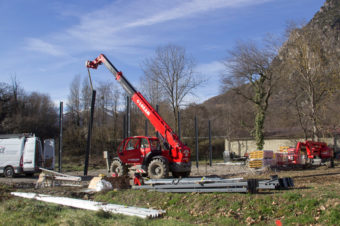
[84,90,96,176]
[178,110,181,140]
[145,120,148,136]
[126,96,131,137]
[209,120,212,167]
[156,104,159,138]
[123,115,126,139]
[58,101,63,173]
[195,115,199,168]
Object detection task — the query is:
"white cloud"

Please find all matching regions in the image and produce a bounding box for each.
[25,0,274,57]
[16,0,274,103]
[190,60,226,103]
[25,38,65,56]
[126,0,272,28]
[195,61,225,77]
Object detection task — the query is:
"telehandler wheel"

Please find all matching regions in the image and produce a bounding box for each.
[110,160,127,176]
[4,166,14,178]
[147,159,169,179]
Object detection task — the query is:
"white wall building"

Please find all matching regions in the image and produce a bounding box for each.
[225,137,336,156]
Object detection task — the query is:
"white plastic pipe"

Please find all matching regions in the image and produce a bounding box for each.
[11,192,165,219]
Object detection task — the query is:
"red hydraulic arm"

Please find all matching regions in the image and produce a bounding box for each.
[86,54,190,163]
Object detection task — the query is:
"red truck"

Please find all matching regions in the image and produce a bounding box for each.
[287,141,334,167]
[86,54,191,179]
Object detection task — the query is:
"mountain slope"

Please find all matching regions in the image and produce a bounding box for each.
[187,0,340,139]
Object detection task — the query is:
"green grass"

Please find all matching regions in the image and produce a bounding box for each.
[0,198,148,226]
[54,162,100,172]
[1,175,340,225]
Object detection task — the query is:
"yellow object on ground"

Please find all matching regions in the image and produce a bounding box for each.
[88,177,102,190]
[248,150,274,168]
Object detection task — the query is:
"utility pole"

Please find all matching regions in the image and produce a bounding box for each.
[84,90,96,176]
[58,102,63,173]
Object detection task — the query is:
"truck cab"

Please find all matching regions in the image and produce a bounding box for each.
[117,136,168,165]
[110,136,175,179]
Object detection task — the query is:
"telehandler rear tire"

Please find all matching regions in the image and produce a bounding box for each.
[147,159,169,179]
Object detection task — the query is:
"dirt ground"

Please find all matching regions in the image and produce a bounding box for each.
[2,162,340,226]
[1,161,340,189]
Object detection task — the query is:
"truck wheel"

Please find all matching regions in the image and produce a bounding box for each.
[4,166,14,178]
[148,159,169,179]
[110,160,127,176]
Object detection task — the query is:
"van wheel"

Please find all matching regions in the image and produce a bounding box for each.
[148,159,168,179]
[110,160,127,176]
[4,166,14,178]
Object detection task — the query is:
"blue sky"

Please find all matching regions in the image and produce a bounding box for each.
[0,0,325,105]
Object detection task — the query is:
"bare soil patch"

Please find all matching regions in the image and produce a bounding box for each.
[1,161,340,191]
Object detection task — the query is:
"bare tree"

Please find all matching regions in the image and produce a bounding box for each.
[283,30,339,140]
[96,81,114,125]
[221,40,278,150]
[9,75,25,116]
[142,44,202,133]
[81,77,92,111]
[110,83,121,145]
[139,75,163,107]
[67,75,81,126]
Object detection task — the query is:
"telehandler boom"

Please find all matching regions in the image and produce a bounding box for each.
[86,54,191,178]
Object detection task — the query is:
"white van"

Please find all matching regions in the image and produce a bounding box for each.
[0,134,55,177]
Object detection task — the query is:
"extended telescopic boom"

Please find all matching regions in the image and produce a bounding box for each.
[86,54,190,164]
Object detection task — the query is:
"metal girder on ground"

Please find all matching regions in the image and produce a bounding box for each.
[134,176,294,193]
[134,182,248,189]
[36,168,83,188]
[155,187,248,193]
[143,177,244,185]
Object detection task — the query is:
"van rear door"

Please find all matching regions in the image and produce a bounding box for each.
[23,137,36,172]
[44,139,55,170]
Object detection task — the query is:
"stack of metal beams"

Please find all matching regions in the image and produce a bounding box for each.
[133,176,294,193]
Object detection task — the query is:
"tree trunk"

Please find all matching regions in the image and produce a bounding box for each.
[254,107,265,150]
[310,92,319,141]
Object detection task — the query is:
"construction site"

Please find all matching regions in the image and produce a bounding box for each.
[1,160,340,225]
[1,0,340,225]
[0,53,340,225]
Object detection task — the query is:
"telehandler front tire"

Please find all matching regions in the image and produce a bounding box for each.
[110,159,127,176]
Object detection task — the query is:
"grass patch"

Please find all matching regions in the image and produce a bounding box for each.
[2,165,340,225]
[282,192,302,201]
[324,205,340,225]
[1,187,340,225]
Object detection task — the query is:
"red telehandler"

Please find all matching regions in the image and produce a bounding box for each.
[287,141,334,167]
[86,54,191,179]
